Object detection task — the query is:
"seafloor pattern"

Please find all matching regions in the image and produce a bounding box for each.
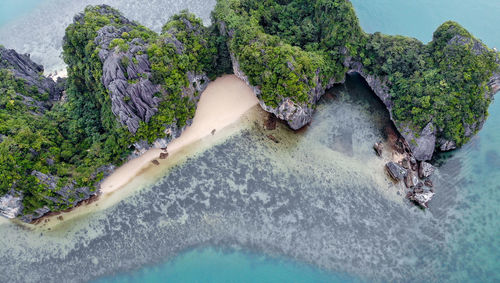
[1,75,499,282]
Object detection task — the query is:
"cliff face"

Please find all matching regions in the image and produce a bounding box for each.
[90,8,210,155]
[229,50,336,130]
[220,22,338,130]
[0,6,214,222]
[347,34,500,161]
[0,46,59,101]
[0,47,104,221]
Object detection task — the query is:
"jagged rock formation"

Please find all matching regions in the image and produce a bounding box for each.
[0,46,58,100]
[95,25,161,134]
[348,55,500,161]
[221,23,338,130]
[386,162,407,181]
[0,194,23,219]
[90,6,210,155]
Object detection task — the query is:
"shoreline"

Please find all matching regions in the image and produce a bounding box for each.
[99,74,258,195]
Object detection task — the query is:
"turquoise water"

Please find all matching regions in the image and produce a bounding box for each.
[351,0,500,48]
[95,248,360,283]
[0,0,41,26]
[0,1,499,283]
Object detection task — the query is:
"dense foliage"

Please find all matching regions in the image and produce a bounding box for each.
[134,11,222,143]
[1,1,498,218]
[359,22,499,146]
[214,0,499,146]
[0,6,225,217]
[0,68,99,214]
[214,0,365,108]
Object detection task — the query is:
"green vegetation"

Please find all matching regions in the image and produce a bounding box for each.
[0,68,102,214]
[214,0,365,107]
[359,22,499,146]
[134,11,221,143]
[0,6,225,217]
[1,1,498,218]
[214,0,499,146]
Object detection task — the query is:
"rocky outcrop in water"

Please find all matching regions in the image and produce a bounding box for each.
[386,162,407,181]
[0,193,23,219]
[348,54,500,161]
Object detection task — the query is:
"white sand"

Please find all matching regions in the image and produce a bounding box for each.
[100,74,258,194]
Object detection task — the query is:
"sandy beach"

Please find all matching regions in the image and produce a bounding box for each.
[99,74,258,194]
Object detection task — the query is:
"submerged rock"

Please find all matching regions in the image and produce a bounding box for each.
[419,162,435,179]
[404,170,419,188]
[373,142,383,156]
[408,188,435,208]
[386,162,407,181]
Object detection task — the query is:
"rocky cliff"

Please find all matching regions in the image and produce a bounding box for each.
[348,37,500,161]
[88,7,210,155]
[220,22,338,130]
[0,46,60,101]
[0,47,102,221]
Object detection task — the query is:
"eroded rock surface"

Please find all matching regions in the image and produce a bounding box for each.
[0,46,58,100]
[386,162,407,181]
[222,23,337,130]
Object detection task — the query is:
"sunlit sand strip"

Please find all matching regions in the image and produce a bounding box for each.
[100,74,258,194]
[26,74,260,229]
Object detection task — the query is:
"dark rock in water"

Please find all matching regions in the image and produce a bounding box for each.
[404,170,419,188]
[408,187,434,208]
[424,179,434,187]
[419,161,435,179]
[438,138,457,151]
[151,160,160,166]
[264,114,277,130]
[159,152,169,159]
[401,157,410,169]
[386,162,407,181]
[94,9,210,153]
[373,142,383,157]
[267,135,280,143]
[264,114,277,131]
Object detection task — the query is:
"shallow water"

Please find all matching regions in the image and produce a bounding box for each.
[0,0,216,73]
[0,1,499,283]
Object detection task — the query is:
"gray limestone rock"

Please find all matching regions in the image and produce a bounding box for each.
[0,46,60,101]
[221,22,337,130]
[438,139,457,152]
[408,188,435,208]
[0,193,23,219]
[386,162,407,181]
[404,170,419,188]
[400,123,436,161]
[419,162,435,179]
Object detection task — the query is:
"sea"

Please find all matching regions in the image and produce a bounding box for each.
[0,0,499,282]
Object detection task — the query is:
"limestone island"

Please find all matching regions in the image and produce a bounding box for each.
[1,0,499,222]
